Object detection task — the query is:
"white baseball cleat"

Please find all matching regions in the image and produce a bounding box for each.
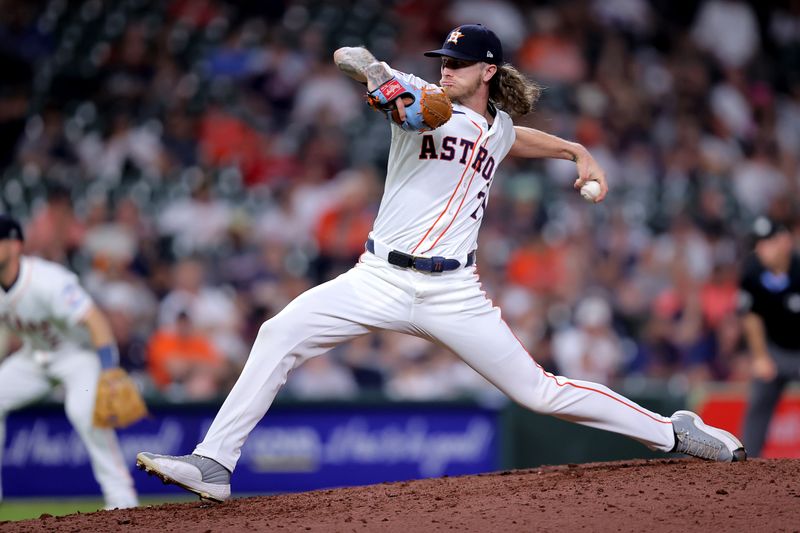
[670,410,747,462]
[136,452,231,502]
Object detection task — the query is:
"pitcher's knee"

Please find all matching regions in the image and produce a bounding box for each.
[252,317,315,367]
[253,319,291,353]
[257,313,305,343]
[255,319,273,341]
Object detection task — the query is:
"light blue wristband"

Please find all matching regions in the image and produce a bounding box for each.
[97,345,120,369]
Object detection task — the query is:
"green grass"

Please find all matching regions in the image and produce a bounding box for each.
[0,495,195,521]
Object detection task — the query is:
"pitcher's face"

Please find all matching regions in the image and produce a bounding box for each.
[440,58,490,102]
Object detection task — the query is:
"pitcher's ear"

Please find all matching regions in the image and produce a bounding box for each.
[483,63,498,83]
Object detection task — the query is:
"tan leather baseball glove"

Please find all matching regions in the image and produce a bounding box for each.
[93,368,148,428]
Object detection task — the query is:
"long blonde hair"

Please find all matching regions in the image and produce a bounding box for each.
[489,64,541,117]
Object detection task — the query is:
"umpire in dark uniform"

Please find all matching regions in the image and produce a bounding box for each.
[739,216,800,457]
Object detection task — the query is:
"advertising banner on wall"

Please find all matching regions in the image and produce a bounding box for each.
[3,402,499,497]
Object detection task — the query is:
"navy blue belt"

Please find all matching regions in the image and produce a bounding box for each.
[366,238,475,273]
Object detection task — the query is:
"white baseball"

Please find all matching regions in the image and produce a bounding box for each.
[580,181,601,202]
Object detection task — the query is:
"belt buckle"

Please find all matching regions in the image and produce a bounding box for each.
[388,250,414,268]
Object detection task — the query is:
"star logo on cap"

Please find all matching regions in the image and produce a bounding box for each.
[447,29,464,44]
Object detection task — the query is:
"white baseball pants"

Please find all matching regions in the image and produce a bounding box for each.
[0,349,137,509]
[195,253,675,471]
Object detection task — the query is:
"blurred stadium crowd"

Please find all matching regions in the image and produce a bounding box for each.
[1,0,799,402]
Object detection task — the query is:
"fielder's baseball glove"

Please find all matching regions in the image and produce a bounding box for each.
[93,368,148,428]
[366,68,452,132]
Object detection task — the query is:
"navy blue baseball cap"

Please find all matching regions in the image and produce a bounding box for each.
[424,24,503,65]
[0,214,23,242]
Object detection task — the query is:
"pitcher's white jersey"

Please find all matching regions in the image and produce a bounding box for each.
[370,69,516,260]
[0,256,93,353]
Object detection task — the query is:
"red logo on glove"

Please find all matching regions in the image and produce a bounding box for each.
[379,79,405,100]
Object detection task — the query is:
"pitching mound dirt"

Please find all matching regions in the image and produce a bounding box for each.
[4,458,799,532]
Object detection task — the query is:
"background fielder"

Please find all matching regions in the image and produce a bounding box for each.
[137,24,744,502]
[0,215,137,510]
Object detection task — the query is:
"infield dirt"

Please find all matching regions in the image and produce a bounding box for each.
[3,458,799,532]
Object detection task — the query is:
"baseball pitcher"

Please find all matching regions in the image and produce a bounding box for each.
[0,214,142,509]
[138,24,745,502]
